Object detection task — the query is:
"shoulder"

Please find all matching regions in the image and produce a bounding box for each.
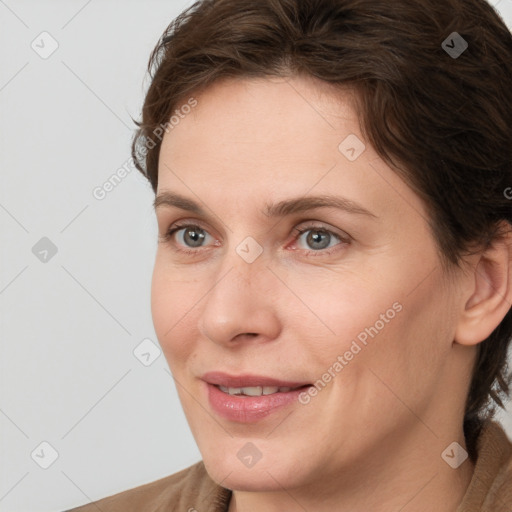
[482,421,512,511]
[458,420,512,512]
[64,460,231,512]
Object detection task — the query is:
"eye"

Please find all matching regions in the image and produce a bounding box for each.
[160,221,349,257]
[176,225,210,248]
[160,222,215,254]
[291,225,347,255]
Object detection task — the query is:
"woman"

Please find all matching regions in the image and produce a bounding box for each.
[66,0,512,510]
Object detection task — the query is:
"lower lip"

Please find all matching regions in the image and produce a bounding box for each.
[206,383,310,423]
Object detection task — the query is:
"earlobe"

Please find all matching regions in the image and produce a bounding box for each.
[454,223,512,346]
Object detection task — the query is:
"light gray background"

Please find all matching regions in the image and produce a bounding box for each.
[1,1,512,511]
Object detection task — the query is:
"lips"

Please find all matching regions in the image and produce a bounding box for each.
[202,372,312,422]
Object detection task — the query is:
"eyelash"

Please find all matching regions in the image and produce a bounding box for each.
[160,221,349,257]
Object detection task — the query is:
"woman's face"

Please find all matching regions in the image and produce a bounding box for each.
[151,76,471,492]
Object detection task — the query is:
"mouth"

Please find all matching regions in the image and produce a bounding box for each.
[202,372,313,422]
[215,383,309,396]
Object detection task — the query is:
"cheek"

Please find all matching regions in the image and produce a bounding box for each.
[289,260,451,383]
[345,273,457,411]
[150,260,199,365]
[281,267,404,346]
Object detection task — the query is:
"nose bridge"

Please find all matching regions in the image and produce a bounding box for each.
[198,240,280,344]
[215,232,270,298]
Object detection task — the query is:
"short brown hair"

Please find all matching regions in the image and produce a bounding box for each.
[131,0,512,461]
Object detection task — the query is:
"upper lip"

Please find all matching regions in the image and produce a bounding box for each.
[202,371,311,389]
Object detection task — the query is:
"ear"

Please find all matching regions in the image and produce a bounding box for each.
[454,221,512,346]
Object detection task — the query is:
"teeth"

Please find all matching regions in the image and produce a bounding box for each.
[218,385,296,396]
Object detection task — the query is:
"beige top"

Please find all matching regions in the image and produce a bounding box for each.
[65,420,512,512]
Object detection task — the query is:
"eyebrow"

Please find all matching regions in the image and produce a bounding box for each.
[153,191,377,218]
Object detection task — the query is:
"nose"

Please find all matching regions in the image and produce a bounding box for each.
[197,248,282,347]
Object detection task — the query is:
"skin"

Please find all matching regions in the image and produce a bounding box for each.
[151,75,512,512]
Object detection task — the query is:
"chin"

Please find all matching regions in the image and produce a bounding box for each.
[206,464,291,492]
[203,454,306,492]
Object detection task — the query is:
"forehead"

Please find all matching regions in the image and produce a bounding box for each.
[161,76,358,164]
[156,76,429,229]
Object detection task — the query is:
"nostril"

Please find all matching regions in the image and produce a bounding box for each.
[239,333,257,337]
[233,332,258,342]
